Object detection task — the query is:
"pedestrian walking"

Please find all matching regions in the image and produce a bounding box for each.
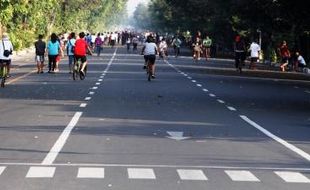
[95,33,103,56]
[202,35,212,61]
[34,34,46,73]
[248,40,261,69]
[66,32,76,73]
[279,41,290,72]
[234,35,246,73]
[47,33,62,73]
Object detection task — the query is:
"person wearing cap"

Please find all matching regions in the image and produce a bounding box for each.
[0,33,13,77]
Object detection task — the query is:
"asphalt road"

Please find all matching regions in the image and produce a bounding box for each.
[0,47,309,190]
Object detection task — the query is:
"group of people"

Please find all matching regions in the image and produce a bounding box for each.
[191,31,213,62]
[34,32,92,76]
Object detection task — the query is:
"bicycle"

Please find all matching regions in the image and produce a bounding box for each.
[72,58,87,80]
[146,59,153,81]
[0,62,8,88]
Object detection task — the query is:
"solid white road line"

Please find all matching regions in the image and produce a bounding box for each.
[240,115,310,161]
[0,166,5,175]
[26,167,56,178]
[275,171,310,183]
[80,103,87,108]
[77,168,105,178]
[41,112,82,165]
[177,169,208,181]
[225,170,260,182]
[128,168,156,179]
[227,106,237,111]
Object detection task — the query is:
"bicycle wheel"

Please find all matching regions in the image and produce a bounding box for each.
[1,66,7,88]
[147,64,152,81]
[72,63,78,80]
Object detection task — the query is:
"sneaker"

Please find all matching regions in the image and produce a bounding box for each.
[151,75,155,79]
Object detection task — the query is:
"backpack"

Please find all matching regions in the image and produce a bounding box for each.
[68,40,75,54]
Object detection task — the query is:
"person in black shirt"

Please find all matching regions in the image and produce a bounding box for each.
[34,35,46,73]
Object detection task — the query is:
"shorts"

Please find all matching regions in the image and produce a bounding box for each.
[56,55,61,62]
[36,55,45,62]
[75,55,87,63]
[281,57,289,63]
[0,59,11,65]
[251,57,258,63]
[144,55,156,64]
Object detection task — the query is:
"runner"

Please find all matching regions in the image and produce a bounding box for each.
[172,36,181,57]
[279,41,290,72]
[234,35,246,73]
[192,36,202,62]
[74,32,92,77]
[202,35,212,61]
[248,39,261,70]
[34,34,46,73]
[132,35,139,52]
[95,33,103,56]
[159,38,168,60]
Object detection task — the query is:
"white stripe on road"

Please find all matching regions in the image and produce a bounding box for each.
[305,90,310,94]
[96,83,101,85]
[240,115,310,161]
[227,106,237,111]
[77,168,105,178]
[203,89,209,92]
[177,169,208,181]
[89,92,95,95]
[196,84,202,87]
[80,103,87,108]
[92,87,98,90]
[85,97,91,101]
[192,80,197,83]
[275,171,310,183]
[209,93,216,97]
[128,168,156,179]
[41,112,83,165]
[26,167,55,178]
[225,170,260,182]
[98,79,103,82]
[217,99,225,104]
[0,167,6,175]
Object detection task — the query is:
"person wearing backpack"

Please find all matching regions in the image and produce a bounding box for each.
[47,33,62,73]
[34,34,46,74]
[0,33,13,77]
[66,32,76,73]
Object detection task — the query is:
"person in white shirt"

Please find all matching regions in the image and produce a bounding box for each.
[159,38,168,60]
[0,33,14,77]
[248,41,261,69]
[294,51,307,71]
[141,35,158,78]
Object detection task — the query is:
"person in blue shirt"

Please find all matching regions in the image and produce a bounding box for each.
[66,32,76,73]
[47,33,62,73]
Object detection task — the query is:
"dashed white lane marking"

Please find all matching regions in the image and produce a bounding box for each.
[225,170,260,182]
[85,97,91,101]
[188,77,192,79]
[41,112,83,165]
[275,171,310,183]
[26,167,56,178]
[177,169,208,181]
[96,83,101,85]
[92,87,98,90]
[128,168,156,179]
[203,89,209,92]
[99,76,104,79]
[305,90,310,94]
[191,80,197,83]
[196,84,202,87]
[98,79,103,82]
[209,93,216,97]
[227,106,237,111]
[217,99,225,104]
[80,103,87,108]
[77,168,105,178]
[240,115,310,161]
[0,167,5,175]
[89,92,95,95]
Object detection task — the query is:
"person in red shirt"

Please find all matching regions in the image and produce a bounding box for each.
[74,32,92,76]
[279,41,290,72]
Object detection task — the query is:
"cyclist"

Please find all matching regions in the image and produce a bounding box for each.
[74,32,92,77]
[141,35,158,78]
[0,33,13,77]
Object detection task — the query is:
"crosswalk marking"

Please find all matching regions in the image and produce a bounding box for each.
[26,167,56,178]
[77,168,105,179]
[128,168,156,179]
[177,169,208,181]
[0,166,6,175]
[225,170,260,182]
[275,171,310,183]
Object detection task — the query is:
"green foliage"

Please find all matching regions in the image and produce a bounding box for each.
[0,0,128,50]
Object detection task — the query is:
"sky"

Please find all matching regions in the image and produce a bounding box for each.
[126,0,149,16]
